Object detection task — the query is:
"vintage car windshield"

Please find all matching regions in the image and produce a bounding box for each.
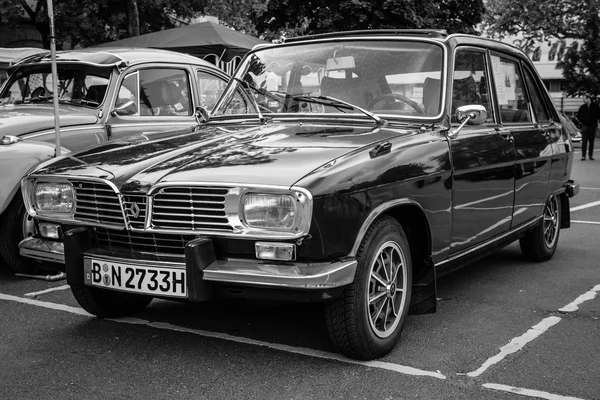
[212,40,444,120]
[0,63,111,108]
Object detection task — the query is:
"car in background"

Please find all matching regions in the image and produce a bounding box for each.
[559,112,582,143]
[21,30,578,360]
[0,48,230,274]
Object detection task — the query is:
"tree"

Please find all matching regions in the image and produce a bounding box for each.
[482,0,600,96]
[0,0,209,49]
[255,0,485,42]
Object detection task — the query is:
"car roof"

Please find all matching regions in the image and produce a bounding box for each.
[282,29,528,61]
[10,47,215,70]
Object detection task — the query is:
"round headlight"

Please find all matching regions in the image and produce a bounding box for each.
[34,182,74,213]
[243,193,297,229]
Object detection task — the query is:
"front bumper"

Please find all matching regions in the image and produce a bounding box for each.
[63,228,357,300]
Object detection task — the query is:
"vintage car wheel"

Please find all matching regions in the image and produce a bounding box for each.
[325,216,412,360]
[0,192,42,274]
[519,195,561,262]
[71,285,153,318]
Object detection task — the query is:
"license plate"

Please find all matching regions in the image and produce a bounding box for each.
[83,258,186,298]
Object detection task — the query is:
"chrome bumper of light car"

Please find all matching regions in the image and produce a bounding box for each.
[19,237,65,264]
[202,258,357,289]
[564,180,580,198]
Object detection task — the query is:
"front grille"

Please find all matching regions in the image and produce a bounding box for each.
[151,186,232,232]
[123,195,147,229]
[95,228,195,255]
[72,181,125,227]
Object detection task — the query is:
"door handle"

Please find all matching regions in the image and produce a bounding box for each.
[495,128,513,142]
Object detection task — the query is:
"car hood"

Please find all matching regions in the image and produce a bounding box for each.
[32,122,417,193]
[0,104,98,136]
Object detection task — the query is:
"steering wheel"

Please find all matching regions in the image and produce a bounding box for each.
[31,87,47,98]
[367,93,424,115]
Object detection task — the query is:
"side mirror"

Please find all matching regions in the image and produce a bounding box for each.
[455,104,487,125]
[195,106,210,124]
[449,105,487,138]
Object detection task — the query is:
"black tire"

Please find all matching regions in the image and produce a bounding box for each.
[71,284,153,318]
[0,191,42,274]
[520,195,561,262]
[325,216,412,360]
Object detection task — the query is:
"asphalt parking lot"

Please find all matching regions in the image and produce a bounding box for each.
[1,149,598,400]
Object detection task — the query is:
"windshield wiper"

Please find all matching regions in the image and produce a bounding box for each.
[231,77,270,124]
[292,95,387,126]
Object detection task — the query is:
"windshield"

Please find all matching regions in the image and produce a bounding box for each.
[0,63,112,108]
[212,40,444,119]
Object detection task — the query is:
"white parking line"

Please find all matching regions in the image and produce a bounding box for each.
[24,285,70,297]
[0,292,446,380]
[483,383,587,400]
[465,283,600,378]
[465,317,562,378]
[571,220,600,225]
[558,285,600,313]
[570,200,600,212]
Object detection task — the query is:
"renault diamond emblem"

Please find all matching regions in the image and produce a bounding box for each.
[130,202,141,219]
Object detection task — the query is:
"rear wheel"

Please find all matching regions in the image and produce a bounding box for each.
[0,192,42,274]
[71,284,153,318]
[520,195,561,262]
[325,216,412,360]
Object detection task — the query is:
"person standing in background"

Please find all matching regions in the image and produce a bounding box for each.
[576,95,599,160]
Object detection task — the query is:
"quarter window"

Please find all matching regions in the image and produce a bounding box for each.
[490,55,532,124]
[197,71,227,111]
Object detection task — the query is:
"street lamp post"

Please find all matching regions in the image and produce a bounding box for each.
[46,0,61,157]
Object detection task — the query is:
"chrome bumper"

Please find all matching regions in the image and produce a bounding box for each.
[202,258,357,289]
[85,251,357,290]
[19,237,65,264]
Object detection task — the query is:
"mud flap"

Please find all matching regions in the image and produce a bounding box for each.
[409,255,437,314]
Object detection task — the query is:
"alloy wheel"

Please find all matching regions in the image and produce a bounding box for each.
[367,241,409,339]
[543,196,560,249]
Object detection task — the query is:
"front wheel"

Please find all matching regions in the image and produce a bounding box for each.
[71,285,153,318]
[519,195,561,262]
[0,192,42,274]
[325,216,412,360]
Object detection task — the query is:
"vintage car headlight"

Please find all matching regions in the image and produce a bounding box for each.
[34,182,74,213]
[243,193,298,229]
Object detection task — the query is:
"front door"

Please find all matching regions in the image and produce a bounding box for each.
[448,48,516,255]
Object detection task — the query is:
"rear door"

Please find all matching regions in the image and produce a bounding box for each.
[489,53,554,227]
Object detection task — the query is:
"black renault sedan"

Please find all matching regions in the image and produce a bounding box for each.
[21,30,578,360]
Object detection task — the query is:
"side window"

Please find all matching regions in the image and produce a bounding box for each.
[490,55,532,124]
[522,66,551,123]
[451,50,493,123]
[138,68,191,117]
[197,71,227,110]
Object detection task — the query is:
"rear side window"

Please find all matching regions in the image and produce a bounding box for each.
[522,66,551,123]
[491,55,532,124]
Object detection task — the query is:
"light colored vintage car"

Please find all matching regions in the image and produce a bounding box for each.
[22,30,578,360]
[0,48,229,274]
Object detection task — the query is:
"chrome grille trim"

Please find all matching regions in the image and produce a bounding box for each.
[71,180,125,227]
[151,186,232,232]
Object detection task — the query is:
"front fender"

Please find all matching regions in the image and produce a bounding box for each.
[0,141,67,214]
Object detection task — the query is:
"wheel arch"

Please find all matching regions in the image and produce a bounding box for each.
[350,199,437,314]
